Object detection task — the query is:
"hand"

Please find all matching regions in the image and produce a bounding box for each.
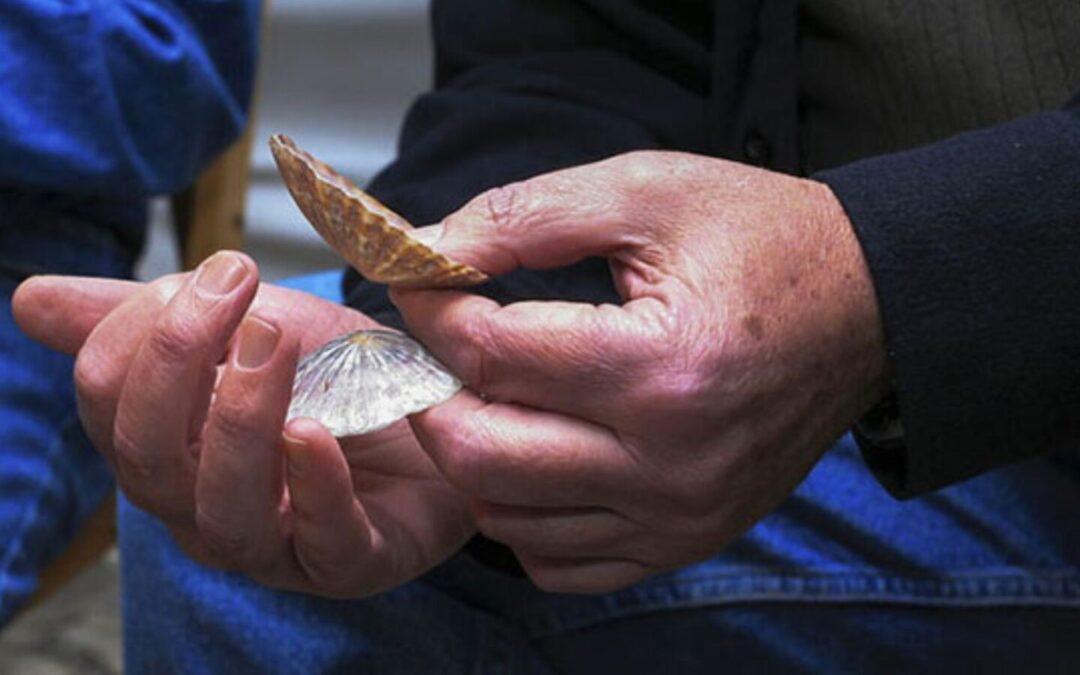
[14,254,473,597]
[392,151,891,593]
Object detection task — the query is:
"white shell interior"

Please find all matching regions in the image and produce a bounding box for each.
[287,329,461,437]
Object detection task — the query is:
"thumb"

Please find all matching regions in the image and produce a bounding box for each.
[13,276,142,355]
[414,156,647,277]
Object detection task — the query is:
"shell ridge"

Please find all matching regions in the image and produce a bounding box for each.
[286,329,461,437]
[270,134,488,288]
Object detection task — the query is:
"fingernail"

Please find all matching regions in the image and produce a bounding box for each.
[283,432,309,478]
[237,315,280,369]
[410,222,446,248]
[196,252,247,297]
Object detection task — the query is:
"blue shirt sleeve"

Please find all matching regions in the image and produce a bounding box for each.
[0,0,260,196]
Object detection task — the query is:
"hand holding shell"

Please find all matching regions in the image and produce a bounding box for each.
[270,134,483,436]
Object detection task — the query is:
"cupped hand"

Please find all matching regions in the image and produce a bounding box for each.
[13,254,473,597]
[392,151,892,593]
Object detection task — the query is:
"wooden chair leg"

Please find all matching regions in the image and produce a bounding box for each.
[26,494,117,611]
[172,126,255,269]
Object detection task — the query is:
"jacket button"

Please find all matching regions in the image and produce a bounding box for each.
[743,131,771,166]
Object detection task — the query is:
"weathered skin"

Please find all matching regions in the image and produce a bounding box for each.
[270,134,474,437]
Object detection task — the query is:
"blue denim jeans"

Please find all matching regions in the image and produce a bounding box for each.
[118,271,1080,673]
[0,215,134,624]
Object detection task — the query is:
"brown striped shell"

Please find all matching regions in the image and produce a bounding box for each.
[269,134,488,288]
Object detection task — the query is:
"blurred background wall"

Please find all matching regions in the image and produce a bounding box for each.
[0,2,433,671]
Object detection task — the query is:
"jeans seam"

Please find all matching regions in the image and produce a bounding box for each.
[518,570,1080,638]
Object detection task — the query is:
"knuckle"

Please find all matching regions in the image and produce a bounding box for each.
[195,507,253,565]
[617,150,663,188]
[117,488,157,517]
[434,429,483,494]
[149,273,186,301]
[147,313,203,364]
[528,573,570,594]
[296,550,366,598]
[209,395,256,441]
[517,558,563,594]
[611,151,689,221]
[639,459,718,527]
[483,182,532,238]
[73,351,115,405]
[428,415,496,497]
[473,513,515,547]
[634,329,715,416]
[171,530,226,570]
[111,423,155,484]
[666,480,719,524]
[646,367,709,413]
[459,309,498,390]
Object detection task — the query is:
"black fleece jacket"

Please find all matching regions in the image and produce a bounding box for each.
[344,0,1080,499]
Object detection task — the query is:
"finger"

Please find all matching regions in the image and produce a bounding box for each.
[283,418,377,597]
[74,276,186,464]
[112,251,258,519]
[516,553,654,594]
[412,156,649,276]
[13,276,143,354]
[393,287,664,420]
[409,391,638,508]
[471,501,639,559]
[170,522,239,570]
[247,283,379,355]
[194,314,300,570]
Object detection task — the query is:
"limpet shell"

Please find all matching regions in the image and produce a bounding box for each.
[269,134,488,288]
[287,329,462,437]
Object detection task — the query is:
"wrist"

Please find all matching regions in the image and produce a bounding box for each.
[812,180,894,416]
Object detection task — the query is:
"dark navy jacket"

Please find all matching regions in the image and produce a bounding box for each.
[346,0,1080,498]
